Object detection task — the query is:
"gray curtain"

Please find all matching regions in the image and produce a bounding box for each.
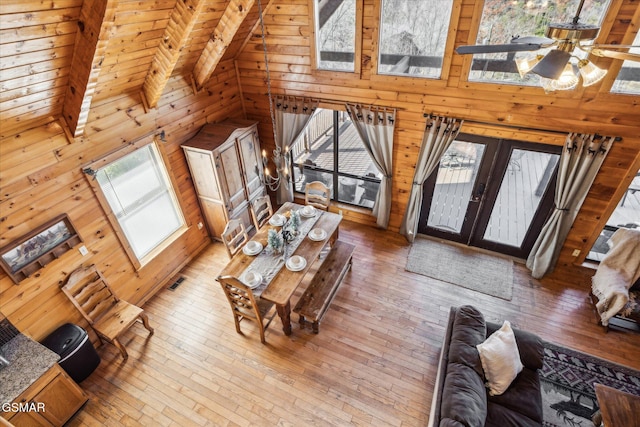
[400,115,463,242]
[345,104,396,229]
[272,96,319,204]
[526,133,615,278]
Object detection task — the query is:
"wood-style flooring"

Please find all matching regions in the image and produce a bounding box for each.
[68,221,640,426]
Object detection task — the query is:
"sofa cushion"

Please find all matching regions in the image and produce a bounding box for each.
[487,368,543,423]
[477,321,524,396]
[448,305,486,377]
[487,321,544,370]
[440,362,488,427]
[485,401,542,427]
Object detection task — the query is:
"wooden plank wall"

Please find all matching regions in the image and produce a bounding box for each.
[236,0,640,279]
[0,0,246,344]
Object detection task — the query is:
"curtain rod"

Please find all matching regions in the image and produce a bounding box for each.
[423,113,622,141]
[275,94,404,110]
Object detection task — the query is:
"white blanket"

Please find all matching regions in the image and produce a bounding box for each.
[591,228,640,326]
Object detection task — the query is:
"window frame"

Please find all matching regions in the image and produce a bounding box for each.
[585,165,640,263]
[371,0,460,82]
[291,108,382,209]
[84,134,188,270]
[309,0,363,76]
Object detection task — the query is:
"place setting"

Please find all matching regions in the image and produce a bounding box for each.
[300,205,317,218]
[285,255,306,272]
[242,240,263,256]
[308,228,327,242]
[268,213,287,226]
[241,271,263,289]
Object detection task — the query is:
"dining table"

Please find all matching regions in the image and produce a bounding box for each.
[218,202,342,335]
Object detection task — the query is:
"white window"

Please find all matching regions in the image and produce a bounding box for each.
[587,168,640,262]
[378,0,454,78]
[611,32,640,94]
[313,0,357,72]
[468,0,610,85]
[90,141,186,268]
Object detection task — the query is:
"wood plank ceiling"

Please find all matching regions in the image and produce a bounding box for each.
[0,0,263,138]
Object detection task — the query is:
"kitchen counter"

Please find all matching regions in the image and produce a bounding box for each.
[0,334,60,405]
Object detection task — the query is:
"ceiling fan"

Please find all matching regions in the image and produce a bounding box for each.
[455,0,640,88]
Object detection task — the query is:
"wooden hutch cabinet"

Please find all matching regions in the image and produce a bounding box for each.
[182,119,266,240]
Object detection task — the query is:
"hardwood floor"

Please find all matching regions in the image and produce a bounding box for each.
[68,221,640,427]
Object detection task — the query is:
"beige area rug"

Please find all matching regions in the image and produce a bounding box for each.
[406,236,513,300]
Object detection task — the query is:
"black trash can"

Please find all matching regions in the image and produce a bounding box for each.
[40,323,100,383]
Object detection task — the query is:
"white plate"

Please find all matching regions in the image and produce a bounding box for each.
[241,272,262,289]
[308,228,327,241]
[286,256,307,272]
[242,241,263,256]
[269,214,286,226]
[300,206,316,218]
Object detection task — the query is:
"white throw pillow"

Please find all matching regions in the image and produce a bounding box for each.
[476,320,524,396]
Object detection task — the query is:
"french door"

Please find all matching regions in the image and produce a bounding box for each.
[417,134,561,259]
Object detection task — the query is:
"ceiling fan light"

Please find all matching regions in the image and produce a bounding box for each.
[578,59,607,87]
[515,54,544,78]
[552,63,579,90]
[531,49,572,79]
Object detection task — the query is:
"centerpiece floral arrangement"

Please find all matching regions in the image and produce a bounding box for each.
[267,210,301,258]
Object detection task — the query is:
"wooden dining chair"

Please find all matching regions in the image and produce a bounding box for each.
[221,219,249,258]
[216,275,277,343]
[304,181,331,211]
[60,264,154,360]
[250,195,274,229]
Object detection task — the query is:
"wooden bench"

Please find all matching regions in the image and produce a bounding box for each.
[294,240,355,333]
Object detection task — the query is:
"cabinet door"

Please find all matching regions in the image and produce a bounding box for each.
[6,410,51,427]
[237,130,264,198]
[34,368,87,427]
[184,150,222,201]
[216,143,247,211]
[199,197,227,239]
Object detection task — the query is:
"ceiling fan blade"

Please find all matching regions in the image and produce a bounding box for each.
[590,48,640,62]
[456,43,542,54]
[530,49,572,79]
[511,36,554,45]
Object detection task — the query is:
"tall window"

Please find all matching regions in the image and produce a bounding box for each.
[290,108,381,208]
[611,32,640,94]
[91,141,186,267]
[587,168,640,261]
[313,0,356,72]
[468,0,610,85]
[377,0,453,77]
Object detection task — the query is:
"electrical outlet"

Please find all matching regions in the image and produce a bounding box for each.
[197,222,204,230]
[79,245,89,256]
[339,209,343,216]
[571,249,580,257]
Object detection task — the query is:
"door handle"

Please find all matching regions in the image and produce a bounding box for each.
[471,183,485,202]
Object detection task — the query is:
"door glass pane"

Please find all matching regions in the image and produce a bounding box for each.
[427,141,485,233]
[483,150,559,246]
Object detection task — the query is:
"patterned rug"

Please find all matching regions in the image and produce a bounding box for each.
[541,341,640,427]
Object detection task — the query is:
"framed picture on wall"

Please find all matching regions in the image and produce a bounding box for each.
[0,214,82,283]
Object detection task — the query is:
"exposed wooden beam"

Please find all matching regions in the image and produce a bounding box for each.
[61,0,116,138]
[192,0,255,91]
[142,0,208,109]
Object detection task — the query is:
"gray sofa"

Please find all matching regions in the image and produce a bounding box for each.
[428,305,544,427]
